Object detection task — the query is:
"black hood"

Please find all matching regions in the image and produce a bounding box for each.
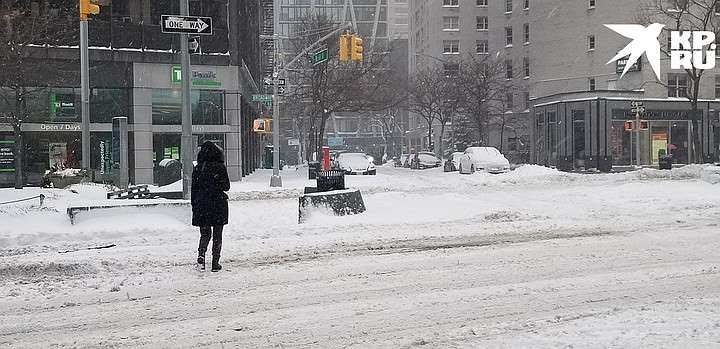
[197,141,224,163]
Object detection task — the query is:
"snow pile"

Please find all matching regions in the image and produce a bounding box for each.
[50,168,84,177]
[700,165,720,184]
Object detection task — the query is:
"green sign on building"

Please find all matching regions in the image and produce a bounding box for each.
[172,66,222,88]
[0,140,15,173]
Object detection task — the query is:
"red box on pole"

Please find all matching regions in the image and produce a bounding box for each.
[322,146,331,171]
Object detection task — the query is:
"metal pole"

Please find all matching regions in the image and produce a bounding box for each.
[635,110,640,167]
[270,0,282,187]
[180,0,193,199]
[80,20,90,170]
[270,34,282,187]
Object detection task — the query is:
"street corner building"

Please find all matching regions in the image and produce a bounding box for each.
[529,0,720,170]
[0,0,268,187]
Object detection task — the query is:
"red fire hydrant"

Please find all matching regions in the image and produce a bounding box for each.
[322,146,331,171]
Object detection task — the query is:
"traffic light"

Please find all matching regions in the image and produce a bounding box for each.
[351,35,363,61]
[79,0,100,20]
[253,119,272,133]
[639,121,649,130]
[339,34,350,62]
[624,121,634,131]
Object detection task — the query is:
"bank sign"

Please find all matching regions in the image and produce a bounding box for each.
[606,24,717,80]
[0,140,15,173]
[171,66,221,88]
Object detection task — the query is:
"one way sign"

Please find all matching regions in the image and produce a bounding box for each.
[161,15,213,35]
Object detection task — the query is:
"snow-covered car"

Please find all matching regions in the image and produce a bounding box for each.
[336,152,377,175]
[411,152,442,169]
[458,147,511,174]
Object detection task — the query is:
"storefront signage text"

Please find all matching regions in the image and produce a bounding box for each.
[172,66,222,88]
[40,124,81,131]
[612,109,702,120]
[0,140,15,173]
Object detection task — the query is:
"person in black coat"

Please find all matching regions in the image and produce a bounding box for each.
[192,141,230,272]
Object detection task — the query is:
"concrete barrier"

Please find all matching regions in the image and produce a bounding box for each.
[298,188,366,223]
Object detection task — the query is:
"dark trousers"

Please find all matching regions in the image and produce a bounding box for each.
[198,225,223,260]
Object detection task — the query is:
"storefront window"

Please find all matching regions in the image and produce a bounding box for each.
[152,89,224,125]
[91,89,130,123]
[572,110,586,160]
[24,132,83,174]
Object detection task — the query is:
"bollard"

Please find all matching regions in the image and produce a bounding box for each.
[322,146,331,171]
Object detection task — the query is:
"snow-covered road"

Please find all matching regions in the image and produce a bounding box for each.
[1,165,720,348]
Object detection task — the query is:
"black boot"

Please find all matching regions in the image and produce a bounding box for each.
[210,226,223,272]
[211,256,222,272]
[197,255,205,270]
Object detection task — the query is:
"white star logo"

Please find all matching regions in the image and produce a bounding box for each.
[605,23,665,80]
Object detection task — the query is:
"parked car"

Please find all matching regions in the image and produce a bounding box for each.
[411,152,442,169]
[335,152,377,175]
[458,147,510,174]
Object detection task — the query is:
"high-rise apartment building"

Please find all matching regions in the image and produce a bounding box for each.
[409,0,531,162]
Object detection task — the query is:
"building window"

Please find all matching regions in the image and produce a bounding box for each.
[715,2,720,14]
[524,92,530,110]
[443,16,459,31]
[524,0,529,10]
[476,40,488,54]
[589,78,596,91]
[523,57,530,78]
[588,35,596,50]
[716,76,720,98]
[477,16,488,31]
[506,0,513,13]
[589,0,596,8]
[505,59,513,79]
[506,93,514,110]
[444,63,460,77]
[523,23,530,44]
[506,27,513,46]
[443,0,459,7]
[477,0,488,6]
[668,74,688,97]
[443,40,460,54]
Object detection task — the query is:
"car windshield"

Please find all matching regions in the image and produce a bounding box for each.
[418,154,438,162]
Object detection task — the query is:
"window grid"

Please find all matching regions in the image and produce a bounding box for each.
[668,74,688,98]
[476,40,488,54]
[505,59,513,79]
[506,27,513,46]
[443,16,459,31]
[588,35,596,50]
[443,40,460,54]
[443,0,459,7]
[523,23,530,43]
[506,0,513,13]
[477,16,488,31]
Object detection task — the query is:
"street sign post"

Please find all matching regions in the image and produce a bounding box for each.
[161,15,213,35]
[312,48,329,65]
[631,101,645,167]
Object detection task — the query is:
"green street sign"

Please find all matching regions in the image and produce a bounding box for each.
[263,101,273,107]
[312,48,329,66]
[252,94,273,102]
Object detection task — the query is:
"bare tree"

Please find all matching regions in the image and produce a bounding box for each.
[284,14,401,160]
[407,65,463,157]
[456,54,510,147]
[0,3,76,188]
[367,107,406,159]
[640,0,720,162]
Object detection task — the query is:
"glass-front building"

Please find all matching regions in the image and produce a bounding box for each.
[531,93,719,170]
[0,62,262,187]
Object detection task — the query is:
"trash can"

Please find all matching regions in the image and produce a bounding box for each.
[316,170,345,192]
[659,150,673,170]
[443,159,455,172]
[263,145,273,169]
[308,161,321,179]
[157,159,182,186]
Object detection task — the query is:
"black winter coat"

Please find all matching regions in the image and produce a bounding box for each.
[191,143,230,227]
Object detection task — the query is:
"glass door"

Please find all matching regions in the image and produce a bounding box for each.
[669,121,689,164]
